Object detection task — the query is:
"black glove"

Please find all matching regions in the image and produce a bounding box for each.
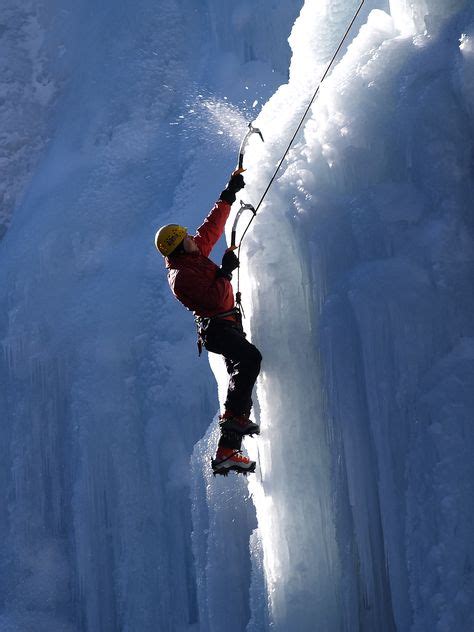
[220,173,245,205]
[216,249,239,280]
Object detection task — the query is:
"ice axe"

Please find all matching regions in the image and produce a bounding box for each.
[230,123,263,247]
[231,200,256,248]
[237,121,264,170]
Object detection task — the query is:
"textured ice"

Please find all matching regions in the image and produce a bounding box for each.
[1,0,473,631]
[0,1,301,630]
[224,0,474,630]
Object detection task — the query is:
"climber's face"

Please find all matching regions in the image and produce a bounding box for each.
[183,235,200,254]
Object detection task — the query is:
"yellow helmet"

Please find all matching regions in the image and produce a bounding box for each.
[155,224,188,256]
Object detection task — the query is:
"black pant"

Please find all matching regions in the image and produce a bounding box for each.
[203,319,262,450]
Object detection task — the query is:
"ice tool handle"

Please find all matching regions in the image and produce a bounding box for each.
[231,201,256,248]
[238,122,264,170]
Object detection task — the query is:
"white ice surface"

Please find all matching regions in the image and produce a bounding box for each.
[1,1,473,631]
[202,0,474,630]
[0,1,300,630]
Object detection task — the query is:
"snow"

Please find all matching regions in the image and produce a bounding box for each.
[1,0,473,631]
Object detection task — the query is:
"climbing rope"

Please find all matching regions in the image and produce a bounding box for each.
[234,0,367,306]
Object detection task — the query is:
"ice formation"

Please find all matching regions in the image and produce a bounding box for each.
[0,0,473,631]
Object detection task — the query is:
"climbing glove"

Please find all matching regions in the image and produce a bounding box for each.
[217,248,239,280]
[220,173,245,205]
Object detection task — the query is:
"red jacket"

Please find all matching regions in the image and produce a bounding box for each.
[165,199,235,318]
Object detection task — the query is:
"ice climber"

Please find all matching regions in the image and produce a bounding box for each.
[155,170,262,476]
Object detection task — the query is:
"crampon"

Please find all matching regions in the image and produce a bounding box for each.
[211,448,256,476]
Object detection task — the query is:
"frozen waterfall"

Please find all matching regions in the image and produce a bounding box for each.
[1,0,473,631]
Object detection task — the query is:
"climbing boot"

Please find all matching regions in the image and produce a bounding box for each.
[219,411,260,436]
[211,448,256,476]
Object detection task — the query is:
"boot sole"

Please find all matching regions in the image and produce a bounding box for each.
[211,460,256,476]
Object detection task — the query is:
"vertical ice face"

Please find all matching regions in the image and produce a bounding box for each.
[0,1,215,629]
[390,0,469,34]
[191,420,258,632]
[205,0,303,76]
[0,0,303,630]
[0,1,57,239]
[2,0,473,630]
[0,0,215,626]
[234,0,474,630]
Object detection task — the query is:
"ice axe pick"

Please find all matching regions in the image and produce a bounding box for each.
[237,121,264,170]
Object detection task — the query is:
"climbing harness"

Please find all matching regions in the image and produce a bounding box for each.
[232,0,367,309]
[194,308,242,355]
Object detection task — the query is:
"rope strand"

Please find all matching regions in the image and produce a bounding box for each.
[235,0,366,302]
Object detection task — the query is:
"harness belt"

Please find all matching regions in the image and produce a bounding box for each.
[194,307,241,356]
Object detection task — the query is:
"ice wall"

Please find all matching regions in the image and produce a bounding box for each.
[0,0,302,630]
[0,1,57,238]
[1,2,213,628]
[221,0,474,630]
[2,0,473,630]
